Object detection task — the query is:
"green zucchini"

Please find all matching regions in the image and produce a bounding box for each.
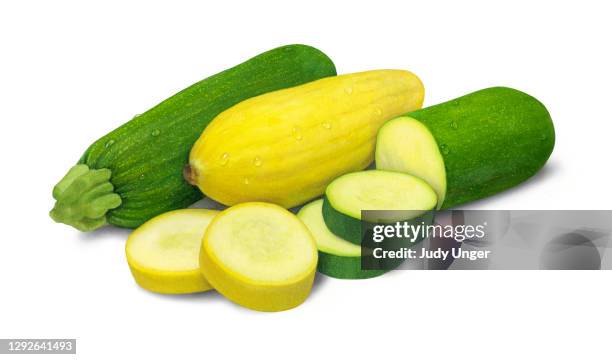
[298,199,387,279]
[50,44,337,231]
[376,87,555,208]
[322,170,438,244]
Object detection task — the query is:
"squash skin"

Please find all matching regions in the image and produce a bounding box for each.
[188,70,425,208]
[51,45,337,230]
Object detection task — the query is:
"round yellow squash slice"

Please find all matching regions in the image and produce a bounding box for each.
[126,209,219,294]
[200,202,318,312]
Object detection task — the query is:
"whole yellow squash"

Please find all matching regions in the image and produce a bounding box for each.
[186,70,425,208]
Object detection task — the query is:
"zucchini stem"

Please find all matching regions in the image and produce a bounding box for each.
[49,164,122,231]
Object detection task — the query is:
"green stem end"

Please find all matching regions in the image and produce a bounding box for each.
[49,164,122,232]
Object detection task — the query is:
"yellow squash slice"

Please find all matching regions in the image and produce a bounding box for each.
[200,203,318,312]
[126,209,219,294]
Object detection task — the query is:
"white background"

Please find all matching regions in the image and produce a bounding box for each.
[1,1,611,359]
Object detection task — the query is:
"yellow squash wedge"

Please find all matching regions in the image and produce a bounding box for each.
[186,70,425,208]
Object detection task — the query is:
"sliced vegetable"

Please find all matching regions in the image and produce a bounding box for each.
[322,170,438,244]
[298,200,387,279]
[125,209,219,294]
[376,87,555,208]
[200,203,317,312]
[324,170,438,220]
[50,44,337,231]
[186,69,425,209]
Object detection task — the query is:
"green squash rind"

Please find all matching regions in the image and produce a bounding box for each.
[322,195,363,244]
[317,251,389,279]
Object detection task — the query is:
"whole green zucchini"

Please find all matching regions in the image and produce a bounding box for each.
[50,44,337,231]
[376,87,555,208]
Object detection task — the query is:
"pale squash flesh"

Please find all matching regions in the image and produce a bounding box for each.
[376,117,447,207]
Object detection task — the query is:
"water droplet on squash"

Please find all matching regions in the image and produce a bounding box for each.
[540,134,547,141]
[253,156,262,167]
[243,177,250,185]
[322,122,332,129]
[450,121,458,130]
[220,153,230,166]
[375,108,383,116]
[440,144,450,155]
[139,173,146,180]
[344,87,353,95]
[104,139,115,148]
[151,129,161,136]
[292,127,303,141]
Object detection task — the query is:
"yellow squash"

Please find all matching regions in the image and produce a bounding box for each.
[186,70,425,208]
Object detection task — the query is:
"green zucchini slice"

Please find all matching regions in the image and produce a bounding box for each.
[298,199,387,279]
[322,170,438,244]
